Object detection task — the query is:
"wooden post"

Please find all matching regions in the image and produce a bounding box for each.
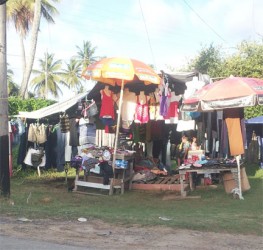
[0,2,10,197]
[110,80,124,195]
[112,79,124,170]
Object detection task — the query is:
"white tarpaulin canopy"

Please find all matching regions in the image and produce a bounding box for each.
[17,92,89,119]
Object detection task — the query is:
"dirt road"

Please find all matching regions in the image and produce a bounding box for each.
[0,216,262,250]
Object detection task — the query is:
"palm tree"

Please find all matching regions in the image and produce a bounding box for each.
[30,52,67,99]
[7,67,20,96]
[7,0,34,73]
[61,58,83,93]
[75,41,98,73]
[7,0,59,99]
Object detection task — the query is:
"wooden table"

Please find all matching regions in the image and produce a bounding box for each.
[109,153,135,195]
[179,166,238,197]
[74,153,134,195]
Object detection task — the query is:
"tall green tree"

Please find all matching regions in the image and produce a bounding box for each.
[7,0,60,99]
[221,40,263,118]
[7,0,34,75]
[187,40,263,118]
[222,40,263,78]
[75,41,98,73]
[61,58,83,93]
[187,43,224,78]
[30,52,67,99]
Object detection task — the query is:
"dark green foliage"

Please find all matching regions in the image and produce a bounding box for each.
[188,40,263,118]
[8,97,56,116]
[245,105,263,119]
[187,43,224,77]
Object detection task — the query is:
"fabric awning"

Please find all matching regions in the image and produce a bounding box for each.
[17,92,89,119]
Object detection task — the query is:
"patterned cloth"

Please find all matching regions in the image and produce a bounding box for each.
[134,96,149,124]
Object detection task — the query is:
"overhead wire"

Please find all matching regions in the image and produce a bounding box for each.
[182,0,227,44]
[10,1,254,76]
[138,0,156,68]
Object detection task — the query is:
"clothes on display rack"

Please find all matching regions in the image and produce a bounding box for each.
[99,87,115,120]
[99,86,116,133]
[60,113,70,133]
[134,93,149,124]
[27,123,47,144]
[121,88,137,126]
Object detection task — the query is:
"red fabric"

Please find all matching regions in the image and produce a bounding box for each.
[204,177,212,185]
[164,101,179,119]
[99,90,115,119]
[134,96,149,124]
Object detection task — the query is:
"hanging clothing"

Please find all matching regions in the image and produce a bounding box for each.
[69,118,79,147]
[99,90,115,119]
[60,114,70,133]
[45,125,58,169]
[159,79,171,117]
[164,101,179,124]
[159,95,169,117]
[224,109,244,156]
[17,130,28,170]
[27,123,47,144]
[121,89,136,121]
[56,126,67,171]
[79,121,89,146]
[220,120,229,157]
[149,91,163,120]
[134,95,149,124]
[121,89,136,130]
[176,120,195,132]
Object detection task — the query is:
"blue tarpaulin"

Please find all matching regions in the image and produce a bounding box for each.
[245,116,263,124]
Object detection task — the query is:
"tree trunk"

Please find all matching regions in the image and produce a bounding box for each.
[0,2,10,196]
[19,34,28,98]
[19,0,41,99]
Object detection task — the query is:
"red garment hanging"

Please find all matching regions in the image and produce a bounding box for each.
[99,90,115,119]
[134,95,149,124]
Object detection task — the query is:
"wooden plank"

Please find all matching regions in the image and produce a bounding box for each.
[162,177,171,184]
[132,183,189,192]
[73,190,108,196]
[75,180,110,190]
[147,180,156,184]
[86,176,104,184]
[155,178,166,184]
[167,175,180,184]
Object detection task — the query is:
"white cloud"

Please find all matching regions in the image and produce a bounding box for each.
[7,0,263,100]
[188,0,263,45]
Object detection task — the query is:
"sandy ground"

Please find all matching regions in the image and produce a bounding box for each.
[0,216,262,250]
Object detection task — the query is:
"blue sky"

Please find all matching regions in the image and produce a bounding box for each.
[7,0,263,100]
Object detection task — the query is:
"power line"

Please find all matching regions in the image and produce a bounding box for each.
[138,0,156,68]
[182,0,227,44]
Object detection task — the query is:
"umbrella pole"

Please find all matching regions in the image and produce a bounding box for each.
[236,155,244,200]
[112,79,124,171]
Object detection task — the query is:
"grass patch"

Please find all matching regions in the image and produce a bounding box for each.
[1,162,262,236]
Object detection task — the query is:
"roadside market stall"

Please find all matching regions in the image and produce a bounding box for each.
[15,92,91,175]
[77,57,162,194]
[245,116,263,166]
[181,76,263,199]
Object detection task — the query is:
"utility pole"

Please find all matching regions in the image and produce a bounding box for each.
[0,0,10,197]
